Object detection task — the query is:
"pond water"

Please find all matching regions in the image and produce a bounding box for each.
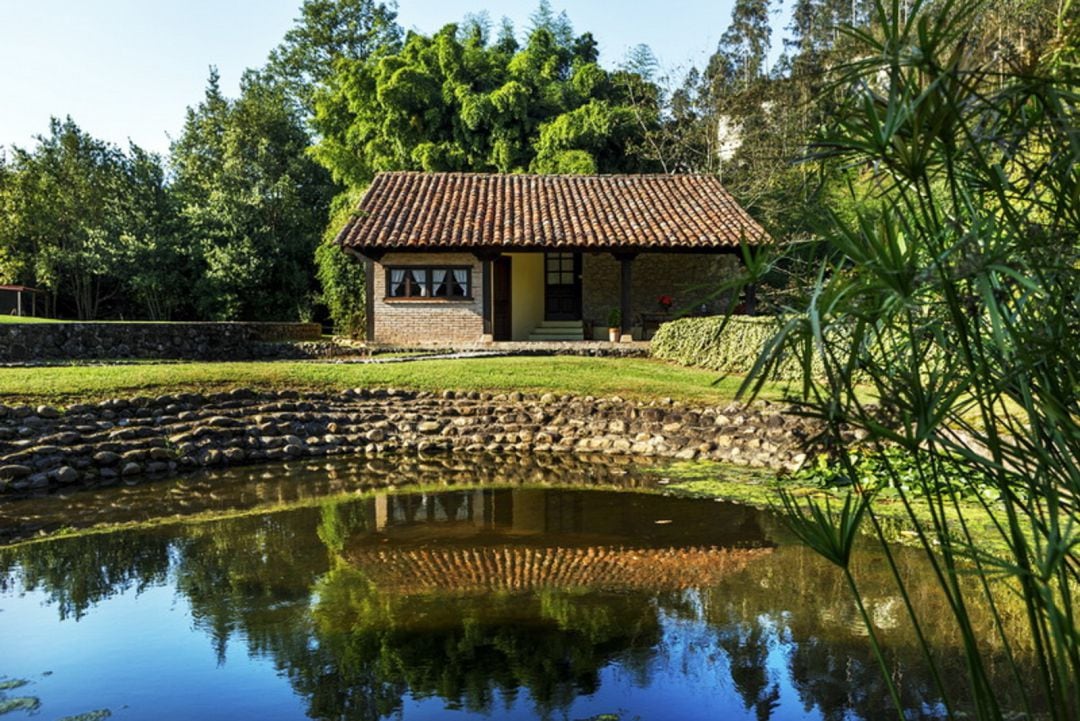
[0,456,1028,721]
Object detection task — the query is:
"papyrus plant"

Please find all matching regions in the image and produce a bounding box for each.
[740,1,1079,718]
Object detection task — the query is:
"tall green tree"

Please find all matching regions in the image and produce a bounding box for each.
[267,0,402,112]
[310,17,660,187]
[171,70,337,321]
[0,118,184,319]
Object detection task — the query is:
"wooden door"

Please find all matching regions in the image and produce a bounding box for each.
[543,252,582,321]
[493,256,512,341]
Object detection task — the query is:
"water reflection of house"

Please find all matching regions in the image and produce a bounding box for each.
[349,489,773,594]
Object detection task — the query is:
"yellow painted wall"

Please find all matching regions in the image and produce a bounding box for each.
[508,253,544,340]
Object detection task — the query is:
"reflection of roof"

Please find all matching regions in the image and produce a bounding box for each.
[337,172,770,253]
[0,285,43,292]
[348,544,772,594]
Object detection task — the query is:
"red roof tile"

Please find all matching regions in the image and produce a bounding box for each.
[337,172,769,252]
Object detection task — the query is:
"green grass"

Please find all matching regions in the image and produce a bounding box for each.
[0,315,61,323]
[0,356,799,406]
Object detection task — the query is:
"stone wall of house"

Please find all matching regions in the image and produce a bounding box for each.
[0,322,327,362]
[372,253,484,344]
[582,252,741,338]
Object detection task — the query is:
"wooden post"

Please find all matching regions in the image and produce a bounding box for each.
[745,282,758,316]
[16,290,22,318]
[614,252,636,341]
[474,251,499,341]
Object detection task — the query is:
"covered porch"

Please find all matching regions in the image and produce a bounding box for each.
[477,249,744,342]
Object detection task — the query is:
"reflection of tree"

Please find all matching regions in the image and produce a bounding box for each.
[309,566,662,719]
[1,488,1040,721]
[0,532,171,620]
[716,617,780,721]
[703,540,1035,720]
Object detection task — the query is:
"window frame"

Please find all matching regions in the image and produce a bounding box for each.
[383,265,473,301]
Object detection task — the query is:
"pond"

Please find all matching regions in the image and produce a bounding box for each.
[0,455,1029,721]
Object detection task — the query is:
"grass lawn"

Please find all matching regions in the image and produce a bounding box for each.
[0,315,61,324]
[0,356,800,406]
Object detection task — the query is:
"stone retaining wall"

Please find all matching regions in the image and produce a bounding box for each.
[0,389,825,494]
[0,322,325,362]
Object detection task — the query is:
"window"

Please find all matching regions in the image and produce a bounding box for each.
[545,252,576,286]
[386,266,471,299]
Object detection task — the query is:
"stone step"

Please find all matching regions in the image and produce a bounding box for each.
[534,320,584,329]
[527,335,583,341]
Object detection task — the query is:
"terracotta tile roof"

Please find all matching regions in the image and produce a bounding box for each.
[337,172,769,252]
[347,544,773,595]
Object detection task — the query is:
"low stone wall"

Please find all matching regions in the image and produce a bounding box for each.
[0,389,824,494]
[0,322,326,362]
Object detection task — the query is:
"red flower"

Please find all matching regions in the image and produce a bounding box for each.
[658,294,674,309]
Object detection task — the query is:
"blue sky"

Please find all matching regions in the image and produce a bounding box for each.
[0,0,791,156]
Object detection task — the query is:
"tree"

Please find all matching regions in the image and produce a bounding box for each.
[315,191,367,337]
[0,118,184,319]
[171,70,337,321]
[267,0,402,111]
[711,0,772,90]
[310,17,661,187]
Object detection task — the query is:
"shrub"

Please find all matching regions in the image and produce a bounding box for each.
[650,316,818,381]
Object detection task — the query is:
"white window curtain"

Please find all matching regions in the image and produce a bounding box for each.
[407,269,428,296]
[432,269,448,296]
[390,269,405,296]
[452,269,468,296]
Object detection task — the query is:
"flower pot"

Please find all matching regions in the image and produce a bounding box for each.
[608,327,621,342]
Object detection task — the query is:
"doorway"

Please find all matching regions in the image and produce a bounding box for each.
[543,252,582,321]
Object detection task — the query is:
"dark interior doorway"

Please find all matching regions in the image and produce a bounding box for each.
[493,256,512,340]
[543,252,582,321]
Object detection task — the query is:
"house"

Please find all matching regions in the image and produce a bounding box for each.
[335,172,768,344]
[0,285,47,318]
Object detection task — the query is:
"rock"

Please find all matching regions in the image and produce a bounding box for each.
[52,465,79,484]
[283,444,304,458]
[149,447,173,461]
[0,465,32,480]
[120,462,142,476]
[417,421,442,434]
[35,405,61,419]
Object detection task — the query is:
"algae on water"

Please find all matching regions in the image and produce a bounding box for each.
[0,696,41,715]
[58,710,112,721]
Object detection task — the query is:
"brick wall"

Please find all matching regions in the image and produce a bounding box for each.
[582,252,741,339]
[372,252,484,344]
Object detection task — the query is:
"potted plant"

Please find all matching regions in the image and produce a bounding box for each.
[607,308,621,342]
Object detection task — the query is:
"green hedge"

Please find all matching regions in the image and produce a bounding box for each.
[650,316,815,381]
